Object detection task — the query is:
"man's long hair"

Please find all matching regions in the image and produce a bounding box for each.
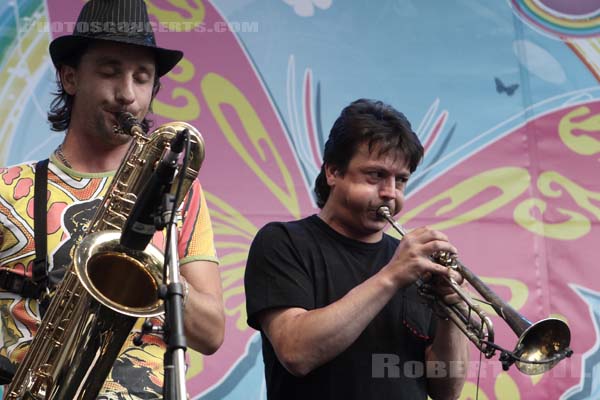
[47,44,161,133]
[314,98,424,208]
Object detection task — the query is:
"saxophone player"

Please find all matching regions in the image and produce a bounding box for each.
[244,99,470,400]
[0,0,224,398]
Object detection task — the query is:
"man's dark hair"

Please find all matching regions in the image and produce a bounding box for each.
[47,43,161,133]
[313,98,424,208]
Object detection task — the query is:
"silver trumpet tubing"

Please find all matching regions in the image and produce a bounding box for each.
[376,205,572,375]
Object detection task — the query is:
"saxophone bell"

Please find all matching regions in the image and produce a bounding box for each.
[75,231,165,317]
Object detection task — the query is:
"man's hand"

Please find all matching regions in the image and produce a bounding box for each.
[383,226,459,289]
[419,266,465,307]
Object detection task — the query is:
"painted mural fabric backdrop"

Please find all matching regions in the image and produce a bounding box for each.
[0,1,599,399]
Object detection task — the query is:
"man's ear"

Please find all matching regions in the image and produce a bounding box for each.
[59,65,78,96]
[324,163,338,185]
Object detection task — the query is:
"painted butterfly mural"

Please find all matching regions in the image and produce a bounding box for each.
[1,0,599,399]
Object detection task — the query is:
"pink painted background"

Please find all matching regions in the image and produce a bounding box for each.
[42,1,600,399]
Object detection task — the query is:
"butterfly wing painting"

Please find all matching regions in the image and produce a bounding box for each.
[3,0,600,399]
[401,97,600,398]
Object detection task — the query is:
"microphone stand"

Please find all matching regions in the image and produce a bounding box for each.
[131,127,191,399]
[160,193,188,400]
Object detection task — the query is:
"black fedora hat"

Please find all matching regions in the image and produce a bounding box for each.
[49,0,183,77]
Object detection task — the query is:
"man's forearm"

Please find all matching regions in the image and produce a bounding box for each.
[261,267,401,376]
[183,286,225,354]
[180,261,225,354]
[426,319,470,400]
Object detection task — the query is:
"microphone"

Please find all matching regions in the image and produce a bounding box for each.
[120,129,188,250]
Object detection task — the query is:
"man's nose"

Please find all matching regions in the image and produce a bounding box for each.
[379,177,396,200]
[115,76,135,105]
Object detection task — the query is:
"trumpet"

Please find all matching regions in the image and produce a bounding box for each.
[377,205,572,375]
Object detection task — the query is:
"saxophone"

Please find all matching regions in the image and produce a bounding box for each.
[5,114,205,399]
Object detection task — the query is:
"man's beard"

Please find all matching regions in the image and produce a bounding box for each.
[93,114,132,146]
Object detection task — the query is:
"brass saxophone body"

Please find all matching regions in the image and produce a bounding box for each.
[5,114,205,399]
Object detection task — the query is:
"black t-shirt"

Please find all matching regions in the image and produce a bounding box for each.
[245,215,436,400]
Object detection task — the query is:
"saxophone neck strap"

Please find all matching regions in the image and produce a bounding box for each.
[0,159,49,299]
[33,158,49,285]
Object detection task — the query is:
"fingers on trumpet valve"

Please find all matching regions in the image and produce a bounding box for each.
[418,265,466,304]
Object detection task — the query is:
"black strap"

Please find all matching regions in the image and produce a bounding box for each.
[0,159,49,299]
[33,159,49,286]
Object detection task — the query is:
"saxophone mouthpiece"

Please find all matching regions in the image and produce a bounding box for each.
[116,112,142,136]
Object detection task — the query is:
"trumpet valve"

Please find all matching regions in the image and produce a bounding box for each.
[432,251,458,268]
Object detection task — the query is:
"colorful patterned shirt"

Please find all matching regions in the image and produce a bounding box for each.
[0,155,218,399]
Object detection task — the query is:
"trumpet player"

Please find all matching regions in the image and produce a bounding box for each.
[245,98,469,399]
[0,0,224,398]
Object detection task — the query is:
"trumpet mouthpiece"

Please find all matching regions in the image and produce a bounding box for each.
[376,205,392,219]
[377,205,407,237]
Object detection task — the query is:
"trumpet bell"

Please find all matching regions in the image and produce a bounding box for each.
[514,318,572,375]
